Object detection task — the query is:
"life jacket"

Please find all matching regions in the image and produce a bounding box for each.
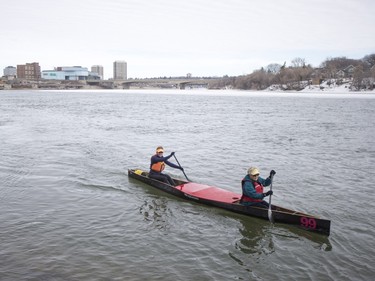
[150,157,165,173]
[241,179,264,203]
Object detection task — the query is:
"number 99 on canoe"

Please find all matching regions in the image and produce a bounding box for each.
[300,217,317,229]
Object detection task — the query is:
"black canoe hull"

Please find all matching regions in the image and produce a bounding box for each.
[128,169,331,236]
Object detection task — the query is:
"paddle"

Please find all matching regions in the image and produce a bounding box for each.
[173,154,191,182]
[268,174,274,223]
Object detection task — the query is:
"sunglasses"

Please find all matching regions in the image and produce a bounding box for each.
[252,174,259,177]
[157,151,164,154]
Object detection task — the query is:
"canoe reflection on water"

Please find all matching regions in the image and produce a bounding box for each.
[228,217,332,277]
[234,216,332,256]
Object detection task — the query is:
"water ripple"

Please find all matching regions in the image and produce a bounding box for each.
[1,90,374,280]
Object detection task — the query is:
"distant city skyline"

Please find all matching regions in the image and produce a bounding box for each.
[3,62,126,81]
[1,0,374,79]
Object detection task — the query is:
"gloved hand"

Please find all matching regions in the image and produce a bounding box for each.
[180,167,184,171]
[269,170,276,178]
[263,190,273,197]
[170,152,175,156]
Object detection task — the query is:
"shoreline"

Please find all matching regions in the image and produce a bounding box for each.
[1,78,374,93]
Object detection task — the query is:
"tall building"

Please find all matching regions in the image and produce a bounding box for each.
[3,66,17,78]
[91,65,104,79]
[17,62,41,80]
[113,61,127,80]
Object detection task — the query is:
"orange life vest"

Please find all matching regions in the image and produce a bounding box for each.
[151,160,165,172]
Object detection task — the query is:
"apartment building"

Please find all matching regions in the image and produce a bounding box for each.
[17,62,41,79]
[113,61,127,80]
[91,65,104,80]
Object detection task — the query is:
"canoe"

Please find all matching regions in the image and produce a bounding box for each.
[128,169,331,236]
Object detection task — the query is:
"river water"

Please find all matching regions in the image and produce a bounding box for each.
[1,89,374,281]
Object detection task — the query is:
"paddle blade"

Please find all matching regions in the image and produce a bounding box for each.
[268,207,274,223]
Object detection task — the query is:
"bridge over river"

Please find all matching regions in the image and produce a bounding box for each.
[1,77,223,90]
[86,78,220,89]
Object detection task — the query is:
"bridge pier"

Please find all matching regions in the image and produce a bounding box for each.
[121,83,130,89]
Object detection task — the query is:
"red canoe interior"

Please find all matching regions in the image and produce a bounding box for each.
[176,182,241,203]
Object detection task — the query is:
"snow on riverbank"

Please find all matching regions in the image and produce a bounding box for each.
[267,80,374,93]
[301,84,351,93]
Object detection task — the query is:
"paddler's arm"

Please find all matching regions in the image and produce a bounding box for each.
[259,176,272,187]
[165,160,182,170]
[151,153,174,163]
[258,177,273,197]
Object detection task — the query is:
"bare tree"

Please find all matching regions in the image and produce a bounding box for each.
[291,57,306,68]
[265,63,282,74]
[351,65,365,90]
[362,54,375,69]
[371,66,375,79]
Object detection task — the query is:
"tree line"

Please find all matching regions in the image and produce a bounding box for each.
[209,54,375,91]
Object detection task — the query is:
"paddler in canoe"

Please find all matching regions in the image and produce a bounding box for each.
[149,146,184,186]
[240,167,276,208]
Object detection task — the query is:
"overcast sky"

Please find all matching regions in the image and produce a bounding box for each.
[1,0,374,79]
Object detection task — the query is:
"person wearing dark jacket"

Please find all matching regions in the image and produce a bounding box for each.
[149,146,183,186]
[240,167,276,208]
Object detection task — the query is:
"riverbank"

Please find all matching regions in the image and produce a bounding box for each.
[1,78,374,92]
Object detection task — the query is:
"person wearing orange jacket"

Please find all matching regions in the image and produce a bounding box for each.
[149,146,183,186]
